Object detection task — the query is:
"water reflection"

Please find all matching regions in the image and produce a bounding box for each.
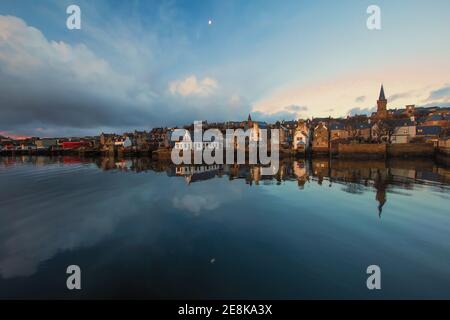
[0,156,449,299]
[2,155,448,217]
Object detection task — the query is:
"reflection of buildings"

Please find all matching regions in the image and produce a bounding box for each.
[250,166,261,185]
[176,164,222,184]
[293,160,310,188]
[312,158,329,185]
[2,155,449,217]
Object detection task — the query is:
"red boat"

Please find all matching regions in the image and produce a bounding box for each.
[61,141,84,150]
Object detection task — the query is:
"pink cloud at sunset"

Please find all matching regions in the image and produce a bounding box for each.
[252,58,450,118]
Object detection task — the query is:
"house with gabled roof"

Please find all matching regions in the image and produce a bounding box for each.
[293,120,311,153]
[390,119,416,144]
[329,121,348,141]
[312,122,329,154]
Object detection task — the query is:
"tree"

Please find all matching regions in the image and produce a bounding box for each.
[372,120,395,143]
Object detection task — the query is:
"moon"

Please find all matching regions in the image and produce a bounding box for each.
[208,19,213,25]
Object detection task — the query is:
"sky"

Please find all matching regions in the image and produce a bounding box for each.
[0,0,449,137]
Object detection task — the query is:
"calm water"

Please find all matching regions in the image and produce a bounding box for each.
[0,156,449,299]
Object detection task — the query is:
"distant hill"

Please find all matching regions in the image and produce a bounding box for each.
[0,135,11,140]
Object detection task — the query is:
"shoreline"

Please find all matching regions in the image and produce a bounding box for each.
[1,147,448,161]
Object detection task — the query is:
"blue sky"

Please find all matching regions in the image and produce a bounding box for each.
[0,0,449,137]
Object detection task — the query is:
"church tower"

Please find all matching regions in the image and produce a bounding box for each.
[376,84,388,119]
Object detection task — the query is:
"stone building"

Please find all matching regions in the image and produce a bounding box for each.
[149,128,171,149]
[130,130,151,152]
[100,133,118,153]
[329,122,348,141]
[312,122,329,154]
[35,138,58,150]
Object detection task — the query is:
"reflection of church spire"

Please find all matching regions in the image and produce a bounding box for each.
[377,196,386,218]
[374,169,387,218]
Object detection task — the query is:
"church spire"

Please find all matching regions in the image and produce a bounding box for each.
[379,84,386,101]
[376,84,388,119]
[248,113,252,122]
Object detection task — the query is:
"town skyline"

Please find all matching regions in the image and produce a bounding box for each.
[1,82,448,160]
[0,84,448,140]
[1,0,450,138]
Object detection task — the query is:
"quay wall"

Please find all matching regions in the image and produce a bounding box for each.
[437,147,450,157]
[336,143,436,159]
[337,144,386,159]
[1,143,444,160]
[387,143,434,158]
[436,148,450,166]
[152,148,172,160]
[312,146,329,155]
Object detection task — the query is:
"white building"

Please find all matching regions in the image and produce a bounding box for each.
[293,120,310,152]
[114,136,132,148]
[391,119,416,144]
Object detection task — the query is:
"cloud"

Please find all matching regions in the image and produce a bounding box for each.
[0,131,29,140]
[0,158,248,280]
[169,75,218,97]
[355,96,366,103]
[244,105,307,123]
[347,106,376,116]
[229,94,242,107]
[418,101,450,109]
[0,164,154,279]
[171,177,244,215]
[251,110,298,122]
[388,91,413,102]
[173,194,220,214]
[252,60,450,119]
[3,10,448,138]
[427,85,450,101]
[284,105,308,112]
[0,15,258,136]
[0,15,160,131]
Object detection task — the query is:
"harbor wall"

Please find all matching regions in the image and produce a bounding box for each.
[337,144,386,159]
[387,143,435,158]
[336,143,435,158]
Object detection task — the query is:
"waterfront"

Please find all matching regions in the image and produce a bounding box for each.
[0,156,449,299]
